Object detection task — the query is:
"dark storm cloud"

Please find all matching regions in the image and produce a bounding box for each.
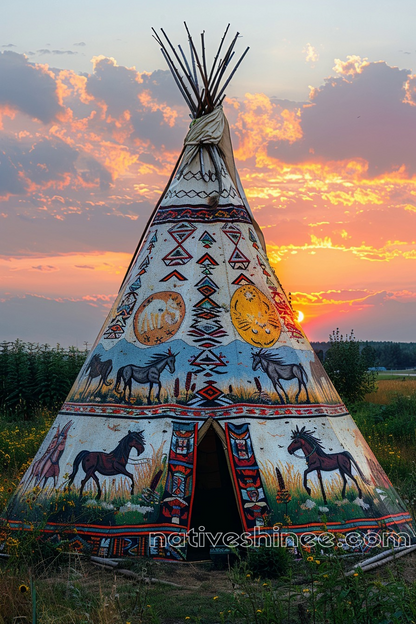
[0,51,64,123]
[267,62,416,176]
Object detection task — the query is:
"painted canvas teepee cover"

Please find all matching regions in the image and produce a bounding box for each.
[5,27,414,560]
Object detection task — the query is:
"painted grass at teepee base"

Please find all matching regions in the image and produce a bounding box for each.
[6,438,168,529]
[259,458,388,526]
[214,380,338,406]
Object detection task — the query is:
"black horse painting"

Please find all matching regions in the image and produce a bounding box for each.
[82,354,113,398]
[115,349,177,404]
[252,349,310,404]
[68,430,145,499]
[287,426,369,504]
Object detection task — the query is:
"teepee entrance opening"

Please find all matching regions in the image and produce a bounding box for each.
[187,421,242,560]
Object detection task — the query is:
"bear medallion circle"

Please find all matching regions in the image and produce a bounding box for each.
[230,285,281,347]
[133,291,185,345]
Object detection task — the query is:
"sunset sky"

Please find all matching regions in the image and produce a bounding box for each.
[1,1,416,346]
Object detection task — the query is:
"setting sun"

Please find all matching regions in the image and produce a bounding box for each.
[297,310,305,323]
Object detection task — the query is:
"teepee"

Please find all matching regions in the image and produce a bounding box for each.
[5,26,414,561]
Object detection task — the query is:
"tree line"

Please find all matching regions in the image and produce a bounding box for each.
[312,339,416,370]
[0,340,87,416]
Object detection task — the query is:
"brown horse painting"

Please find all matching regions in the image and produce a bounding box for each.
[67,430,145,499]
[287,426,369,504]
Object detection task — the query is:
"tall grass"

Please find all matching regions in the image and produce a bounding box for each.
[365,378,416,405]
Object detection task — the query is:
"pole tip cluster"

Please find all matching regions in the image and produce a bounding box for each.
[152,24,249,118]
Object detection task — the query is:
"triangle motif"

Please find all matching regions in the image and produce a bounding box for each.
[168,222,196,244]
[199,231,216,248]
[232,273,254,286]
[162,246,192,266]
[229,246,250,270]
[197,253,219,267]
[160,270,188,282]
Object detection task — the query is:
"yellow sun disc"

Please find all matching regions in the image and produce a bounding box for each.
[230,285,281,347]
[297,310,304,323]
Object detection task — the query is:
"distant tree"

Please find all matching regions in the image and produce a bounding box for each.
[323,329,377,405]
[361,343,377,368]
[383,343,403,370]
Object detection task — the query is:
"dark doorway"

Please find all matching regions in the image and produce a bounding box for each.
[188,425,242,560]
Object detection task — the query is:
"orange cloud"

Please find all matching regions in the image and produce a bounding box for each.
[138,90,178,127]
[232,93,302,161]
[0,105,16,129]
[333,55,369,76]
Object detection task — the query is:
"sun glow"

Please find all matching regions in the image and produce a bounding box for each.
[297,310,305,323]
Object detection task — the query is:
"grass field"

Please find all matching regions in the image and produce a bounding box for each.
[1,381,416,622]
[365,377,416,404]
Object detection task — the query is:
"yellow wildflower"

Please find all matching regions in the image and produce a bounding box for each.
[307,556,314,562]
[353,573,359,577]
[19,584,29,593]
[213,596,218,600]
[246,573,251,578]
[315,560,321,565]
[303,588,310,593]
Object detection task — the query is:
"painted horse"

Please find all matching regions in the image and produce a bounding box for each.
[287,425,369,503]
[115,349,177,404]
[67,430,145,499]
[82,353,113,398]
[27,420,73,490]
[252,349,310,404]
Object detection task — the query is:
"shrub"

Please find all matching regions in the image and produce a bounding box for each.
[245,546,290,579]
[324,329,377,405]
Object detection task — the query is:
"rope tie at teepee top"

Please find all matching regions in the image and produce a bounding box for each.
[183,106,225,147]
[177,106,226,201]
